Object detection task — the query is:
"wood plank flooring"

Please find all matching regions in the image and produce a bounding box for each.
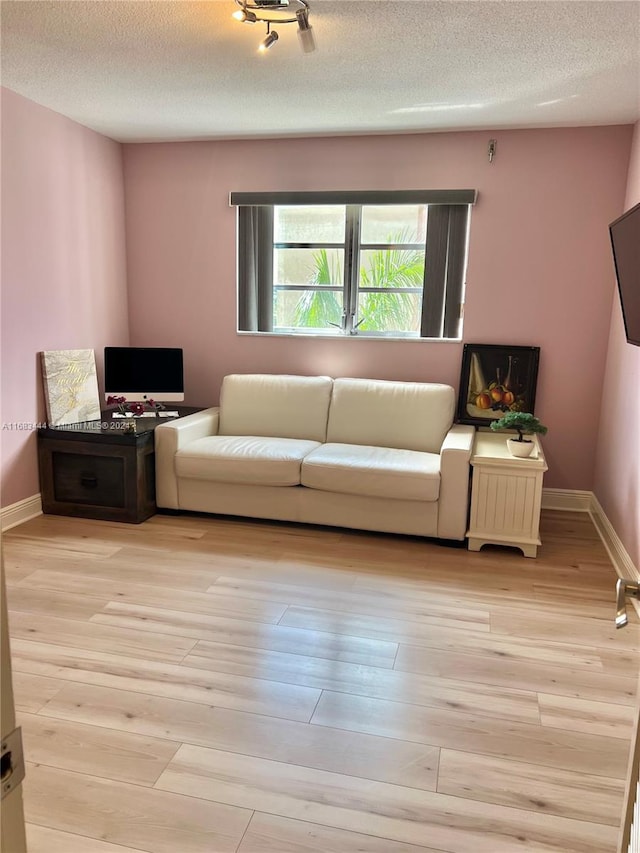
[3,510,637,853]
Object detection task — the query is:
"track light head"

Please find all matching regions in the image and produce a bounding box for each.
[258,30,279,51]
[296,7,316,52]
[232,8,257,22]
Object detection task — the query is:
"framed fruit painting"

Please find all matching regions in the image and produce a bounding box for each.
[456,344,541,427]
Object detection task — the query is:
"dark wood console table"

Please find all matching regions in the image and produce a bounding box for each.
[37,407,202,523]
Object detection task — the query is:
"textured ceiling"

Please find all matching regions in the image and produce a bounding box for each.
[1,0,639,142]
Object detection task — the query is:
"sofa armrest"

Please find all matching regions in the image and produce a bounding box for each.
[437,424,475,540]
[155,408,220,508]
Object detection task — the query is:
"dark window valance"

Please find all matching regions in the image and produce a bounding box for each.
[230,190,477,207]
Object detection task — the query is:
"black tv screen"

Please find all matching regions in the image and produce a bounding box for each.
[610,202,640,347]
[104,347,184,402]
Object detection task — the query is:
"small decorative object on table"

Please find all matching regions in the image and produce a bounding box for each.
[490,411,548,458]
[107,396,165,416]
[107,396,166,432]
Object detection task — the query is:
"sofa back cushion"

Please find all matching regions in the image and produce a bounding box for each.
[219,374,333,442]
[327,378,455,453]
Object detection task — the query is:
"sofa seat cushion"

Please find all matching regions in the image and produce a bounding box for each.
[301,443,441,502]
[175,436,321,486]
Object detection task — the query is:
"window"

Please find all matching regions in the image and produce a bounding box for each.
[232,190,475,339]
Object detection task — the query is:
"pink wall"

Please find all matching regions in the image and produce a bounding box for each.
[594,121,640,570]
[124,126,632,490]
[1,88,129,507]
[0,102,632,507]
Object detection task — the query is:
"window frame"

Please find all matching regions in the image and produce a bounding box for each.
[232,190,476,340]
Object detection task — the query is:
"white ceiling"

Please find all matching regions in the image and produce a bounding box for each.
[1,0,639,142]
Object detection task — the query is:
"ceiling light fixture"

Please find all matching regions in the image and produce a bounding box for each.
[233,0,316,54]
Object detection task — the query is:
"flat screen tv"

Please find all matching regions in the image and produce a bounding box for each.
[609,202,640,347]
[104,347,184,402]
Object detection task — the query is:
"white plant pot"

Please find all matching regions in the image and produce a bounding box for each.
[507,438,535,458]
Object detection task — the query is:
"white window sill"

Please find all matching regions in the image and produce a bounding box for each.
[236,330,462,343]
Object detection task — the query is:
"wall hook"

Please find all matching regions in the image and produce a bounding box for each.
[488,139,497,163]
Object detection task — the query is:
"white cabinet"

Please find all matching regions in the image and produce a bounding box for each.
[467,432,547,558]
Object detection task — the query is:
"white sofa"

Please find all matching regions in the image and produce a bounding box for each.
[155,374,475,540]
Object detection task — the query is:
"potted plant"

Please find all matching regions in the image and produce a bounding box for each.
[490,411,548,458]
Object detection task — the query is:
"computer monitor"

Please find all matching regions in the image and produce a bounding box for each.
[104,347,184,402]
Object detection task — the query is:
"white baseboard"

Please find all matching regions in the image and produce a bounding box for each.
[542,487,638,582]
[541,488,592,512]
[589,493,639,582]
[1,494,42,532]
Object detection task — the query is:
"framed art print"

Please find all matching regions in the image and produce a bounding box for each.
[41,349,101,426]
[456,343,541,427]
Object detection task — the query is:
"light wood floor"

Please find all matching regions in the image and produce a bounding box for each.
[3,510,637,853]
